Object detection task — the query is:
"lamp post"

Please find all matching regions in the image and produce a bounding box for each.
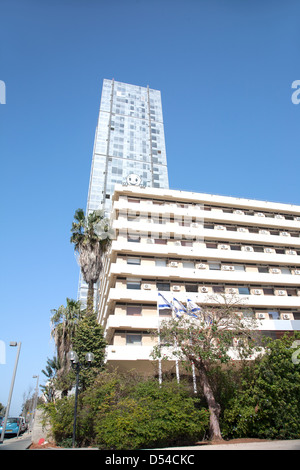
[29,375,39,431]
[0,342,21,444]
[68,351,94,448]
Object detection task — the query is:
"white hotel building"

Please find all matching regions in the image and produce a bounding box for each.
[97,183,300,374]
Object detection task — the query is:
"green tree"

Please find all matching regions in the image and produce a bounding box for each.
[222,332,300,440]
[152,294,261,441]
[50,298,83,380]
[72,312,107,389]
[70,209,112,315]
[41,356,61,402]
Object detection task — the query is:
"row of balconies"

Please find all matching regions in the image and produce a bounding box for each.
[111,259,300,280]
[110,240,300,266]
[118,215,300,240]
[113,197,300,230]
[106,313,300,332]
[106,287,300,309]
[114,278,300,299]
[113,220,300,249]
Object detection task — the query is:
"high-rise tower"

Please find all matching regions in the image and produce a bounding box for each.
[78,79,169,305]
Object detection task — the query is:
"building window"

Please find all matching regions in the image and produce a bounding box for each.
[183,261,194,269]
[185,284,198,292]
[234,265,245,271]
[268,311,279,320]
[127,235,140,243]
[154,239,168,245]
[127,258,141,265]
[286,288,297,296]
[127,280,141,290]
[181,240,193,247]
[213,286,225,293]
[126,305,142,315]
[156,259,167,267]
[263,288,274,295]
[159,308,172,316]
[258,267,269,273]
[157,282,170,291]
[238,287,250,295]
[126,334,142,345]
[206,242,218,249]
[209,263,221,270]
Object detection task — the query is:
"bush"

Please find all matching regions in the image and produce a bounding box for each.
[93,378,209,449]
[43,371,209,449]
[222,333,300,440]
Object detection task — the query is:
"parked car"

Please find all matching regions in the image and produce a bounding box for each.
[0,417,21,436]
[19,417,27,433]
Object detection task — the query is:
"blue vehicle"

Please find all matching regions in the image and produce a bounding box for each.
[0,417,21,436]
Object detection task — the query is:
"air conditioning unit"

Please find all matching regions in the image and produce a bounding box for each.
[237,227,248,233]
[265,248,274,253]
[215,225,226,230]
[280,232,290,237]
[252,289,263,295]
[227,288,239,294]
[275,214,284,219]
[256,212,265,217]
[143,284,152,290]
[243,246,253,252]
[174,241,181,246]
[218,244,230,250]
[146,238,154,244]
[169,261,178,267]
[172,285,181,291]
[295,217,300,221]
[196,263,207,269]
[282,314,291,320]
[201,286,209,293]
[286,250,297,255]
[270,268,281,274]
[222,265,235,271]
[257,313,266,319]
[191,223,198,228]
[277,290,287,296]
[259,230,270,235]
[234,210,244,215]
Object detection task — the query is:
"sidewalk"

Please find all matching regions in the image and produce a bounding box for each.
[162,439,300,450]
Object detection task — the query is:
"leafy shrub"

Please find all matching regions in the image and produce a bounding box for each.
[222,333,300,440]
[93,378,209,449]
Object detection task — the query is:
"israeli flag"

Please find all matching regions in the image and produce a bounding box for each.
[186,298,201,318]
[172,297,187,318]
[158,292,172,311]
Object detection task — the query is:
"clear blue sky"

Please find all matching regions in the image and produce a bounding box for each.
[1,0,300,415]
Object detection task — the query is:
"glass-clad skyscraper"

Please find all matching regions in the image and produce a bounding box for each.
[78,79,169,305]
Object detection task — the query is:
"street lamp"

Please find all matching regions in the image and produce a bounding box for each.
[29,375,39,431]
[68,351,94,448]
[0,342,21,444]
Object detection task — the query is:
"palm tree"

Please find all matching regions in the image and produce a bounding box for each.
[41,356,61,402]
[70,208,112,315]
[50,298,83,377]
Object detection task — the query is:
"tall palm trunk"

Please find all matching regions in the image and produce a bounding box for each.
[87,280,95,316]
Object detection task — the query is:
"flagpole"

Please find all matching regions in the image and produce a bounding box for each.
[157,296,162,386]
[192,362,197,394]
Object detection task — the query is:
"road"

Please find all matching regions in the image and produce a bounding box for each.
[0,433,32,450]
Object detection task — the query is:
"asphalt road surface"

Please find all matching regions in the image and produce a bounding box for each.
[0,433,32,450]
